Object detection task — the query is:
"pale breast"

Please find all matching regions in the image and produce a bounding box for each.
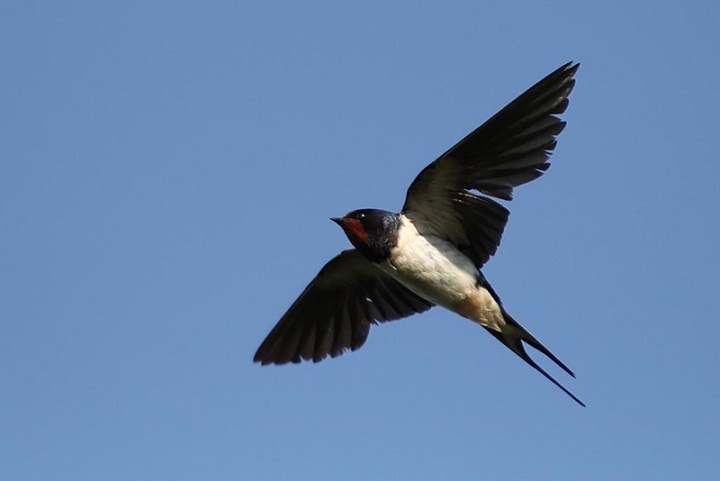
[380,215,479,309]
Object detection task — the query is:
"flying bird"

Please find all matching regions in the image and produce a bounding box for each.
[254,62,583,406]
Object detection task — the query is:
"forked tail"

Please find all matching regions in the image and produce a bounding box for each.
[485,309,585,407]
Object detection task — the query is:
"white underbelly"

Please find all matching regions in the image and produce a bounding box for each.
[378,215,505,330]
[379,219,478,309]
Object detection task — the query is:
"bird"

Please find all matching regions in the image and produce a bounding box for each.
[253,62,584,406]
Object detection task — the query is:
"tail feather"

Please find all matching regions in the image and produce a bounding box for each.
[486,310,585,407]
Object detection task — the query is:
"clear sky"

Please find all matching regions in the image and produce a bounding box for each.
[3,1,719,480]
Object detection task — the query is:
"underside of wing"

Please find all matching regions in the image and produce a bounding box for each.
[403,62,578,267]
[438,61,578,201]
[253,250,434,365]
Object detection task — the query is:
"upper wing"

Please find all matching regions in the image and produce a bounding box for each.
[253,249,434,365]
[403,62,578,267]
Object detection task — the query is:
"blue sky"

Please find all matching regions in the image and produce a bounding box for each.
[3,1,719,479]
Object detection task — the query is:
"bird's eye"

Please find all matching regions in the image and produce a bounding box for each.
[357,212,365,219]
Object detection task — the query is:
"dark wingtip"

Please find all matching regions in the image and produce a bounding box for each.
[562,61,580,75]
[252,353,275,366]
[252,350,262,364]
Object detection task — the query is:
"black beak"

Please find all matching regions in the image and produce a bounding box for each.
[330,217,344,226]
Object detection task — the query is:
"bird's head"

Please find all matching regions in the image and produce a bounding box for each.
[331,209,400,263]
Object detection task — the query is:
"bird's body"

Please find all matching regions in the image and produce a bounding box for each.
[380,214,501,330]
[254,62,584,405]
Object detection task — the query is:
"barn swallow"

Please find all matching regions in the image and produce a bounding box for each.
[254,62,583,406]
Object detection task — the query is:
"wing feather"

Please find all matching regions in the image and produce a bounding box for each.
[253,250,434,365]
[403,62,578,267]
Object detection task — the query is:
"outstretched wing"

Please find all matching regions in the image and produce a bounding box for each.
[403,62,579,267]
[254,249,434,365]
